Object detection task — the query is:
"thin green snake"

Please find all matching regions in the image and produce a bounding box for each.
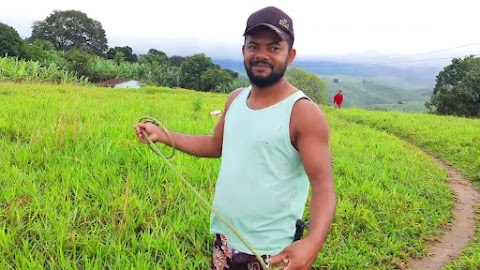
[137,116,286,270]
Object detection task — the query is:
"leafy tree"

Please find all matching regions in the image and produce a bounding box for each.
[0,22,23,57]
[169,55,186,66]
[224,69,239,79]
[215,76,250,93]
[138,49,169,66]
[21,39,55,61]
[64,48,94,80]
[426,55,480,117]
[113,51,125,66]
[107,46,137,62]
[200,68,235,91]
[30,10,108,56]
[180,53,217,90]
[286,67,327,105]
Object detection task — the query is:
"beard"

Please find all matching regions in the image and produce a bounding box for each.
[244,59,288,88]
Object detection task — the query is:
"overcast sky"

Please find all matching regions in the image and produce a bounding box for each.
[1,0,479,66]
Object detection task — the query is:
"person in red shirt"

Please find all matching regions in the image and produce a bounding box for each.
[333,90,343,108]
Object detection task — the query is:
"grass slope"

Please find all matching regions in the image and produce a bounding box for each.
[319,75,431,110]
[329,106,480,269]
[0,83,453,269]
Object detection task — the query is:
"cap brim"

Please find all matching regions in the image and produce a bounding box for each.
[244,23,290,41]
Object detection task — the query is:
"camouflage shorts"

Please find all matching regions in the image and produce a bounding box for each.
[210,234,270,270]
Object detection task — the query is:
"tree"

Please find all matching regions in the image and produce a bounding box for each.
[426,55,480,117]
[0,22,23,57]
[21,39,55,61]
[200,68,235,91]
[180,53,217,90]
[169,55,186,66]
[138,49,169,66]
[107,46,137,62]
[30,10,108,56]
[64,48,94,80]
[286,67,327,105]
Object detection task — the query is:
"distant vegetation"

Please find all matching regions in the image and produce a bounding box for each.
[0,11,246,92]
[1,8,479,118]
[286,67,327,105]
[320,75,430,108]
[426,55,480,118]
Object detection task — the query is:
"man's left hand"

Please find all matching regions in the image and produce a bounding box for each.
[267,237,322,269]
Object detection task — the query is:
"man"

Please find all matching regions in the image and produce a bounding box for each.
[333,90,343,108]
[134,6,336,270]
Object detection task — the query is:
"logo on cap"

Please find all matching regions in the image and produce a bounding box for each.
[279,18,290,30]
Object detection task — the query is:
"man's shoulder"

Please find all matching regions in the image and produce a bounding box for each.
[291,98,329,131]
[229,87,246,99]
[224,86,248,112]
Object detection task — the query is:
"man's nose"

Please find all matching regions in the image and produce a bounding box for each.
[253,46,270,60]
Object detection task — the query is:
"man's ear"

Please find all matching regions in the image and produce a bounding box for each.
[242,44,246,56]
[287,48,296,65]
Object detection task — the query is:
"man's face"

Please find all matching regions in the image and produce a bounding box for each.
[242,27,295,88]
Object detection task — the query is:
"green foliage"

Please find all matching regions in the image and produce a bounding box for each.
[0,22,23,57]
[64,48,95,79]
[138,49,170,66]
[0,12,234,93]
[0,57,86,83]
[169,55,187,67]
[180,53,216,90]
[20,39,57,62]
[113,51,125,65]
[426,55,480,118]
[30,9,108,56]
[200,68,235,91]
[107,46,137,62]
[286,67,327,105]
[214,76,250,93]
[192,97,203,119]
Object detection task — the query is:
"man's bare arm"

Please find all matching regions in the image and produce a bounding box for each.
[293,99,337,251]
[134,88,244,158]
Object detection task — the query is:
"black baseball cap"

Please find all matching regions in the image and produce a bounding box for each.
[243,6,294,43]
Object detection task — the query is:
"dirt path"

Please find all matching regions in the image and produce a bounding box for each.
[402,156,480,270]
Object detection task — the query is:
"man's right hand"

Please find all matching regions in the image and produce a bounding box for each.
[133,122,167,144]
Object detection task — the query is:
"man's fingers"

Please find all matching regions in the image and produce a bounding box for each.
[267,251,288,265]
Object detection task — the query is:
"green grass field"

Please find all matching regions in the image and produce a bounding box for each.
[0,82,478,269]
[362,101,429,113]
[328,107,480,269]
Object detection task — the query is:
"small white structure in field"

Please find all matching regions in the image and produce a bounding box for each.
[97,77,143,89]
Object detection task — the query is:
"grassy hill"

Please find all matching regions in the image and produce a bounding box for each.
[214,59,436,113]
[320,74,431,110]
[1,82,479,269]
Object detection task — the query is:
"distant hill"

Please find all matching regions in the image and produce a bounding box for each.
[214,58,441,86]
[214,58,438,112]
[320,74,430,108]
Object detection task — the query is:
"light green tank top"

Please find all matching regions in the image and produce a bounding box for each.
[210,85,310,255]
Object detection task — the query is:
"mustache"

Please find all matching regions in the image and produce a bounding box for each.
[250,60,273,68]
